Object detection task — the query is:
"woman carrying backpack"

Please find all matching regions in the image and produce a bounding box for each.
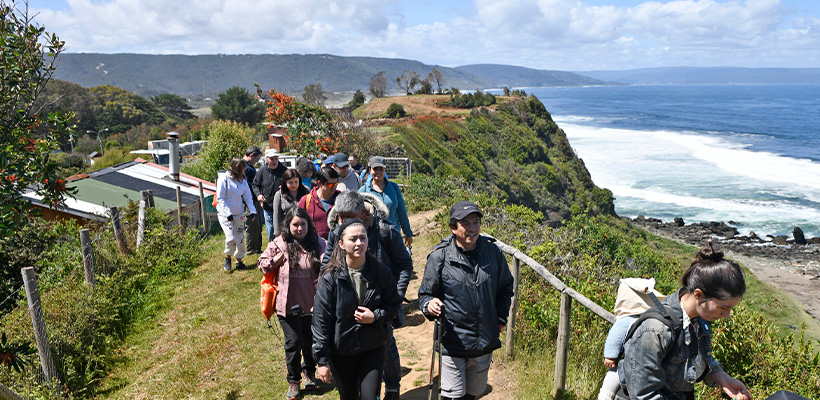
[257,207,326,400]
[311,218,402,400]
[618,243,752,400]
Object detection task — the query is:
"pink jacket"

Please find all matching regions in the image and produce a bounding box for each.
[257,235,326,317]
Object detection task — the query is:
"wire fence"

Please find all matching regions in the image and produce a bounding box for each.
[0,192,213,398]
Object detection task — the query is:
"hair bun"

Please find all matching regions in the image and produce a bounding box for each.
[697,239,724,262]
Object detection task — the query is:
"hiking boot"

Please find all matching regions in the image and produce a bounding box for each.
[223,258,232,273]
[383,391,400,400]
[302,372,317,390]
[286,382,300,399]
[235,260,247,270]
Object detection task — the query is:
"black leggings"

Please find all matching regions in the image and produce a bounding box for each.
[329,346,386,400]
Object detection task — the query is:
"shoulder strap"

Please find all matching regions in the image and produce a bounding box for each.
[617,293,681,362]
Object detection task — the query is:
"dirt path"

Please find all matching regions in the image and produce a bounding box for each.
[392,209,516,400]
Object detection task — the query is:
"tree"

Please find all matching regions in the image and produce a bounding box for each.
[430,67,445,94]
[396,70,420,95]
[302,83,327,107]
[90,84,167,133]
[33,79,98,140]
[211,86,265,126]
[261,89,346,155]
[181,120,259,182]
[415,78,433,95]
[346,90,366,109]
[0,2,75,240]
[369,71,388,98]
[151,93,195,120]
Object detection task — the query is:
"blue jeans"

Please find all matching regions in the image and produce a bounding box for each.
[383,324,401,392]
[262,208,275,241]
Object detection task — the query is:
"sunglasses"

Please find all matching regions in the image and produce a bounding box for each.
[325,182,338,188]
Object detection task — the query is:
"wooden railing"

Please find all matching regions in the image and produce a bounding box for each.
[492,237,615,398]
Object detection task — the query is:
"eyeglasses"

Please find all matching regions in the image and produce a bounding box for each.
[325,182,338,188]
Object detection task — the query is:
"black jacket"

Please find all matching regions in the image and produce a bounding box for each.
[322,218,413,298]
[252,163,288,211]
[418,235,514,358]
[312,256,402,365]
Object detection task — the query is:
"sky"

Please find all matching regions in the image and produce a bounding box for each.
[27,0,820,71]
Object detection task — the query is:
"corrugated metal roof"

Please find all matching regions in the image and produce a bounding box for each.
[71,178,179,211]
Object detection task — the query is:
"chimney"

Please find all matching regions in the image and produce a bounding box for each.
[167,131,180,181]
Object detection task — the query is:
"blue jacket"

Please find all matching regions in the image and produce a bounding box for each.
[358,177,413,238]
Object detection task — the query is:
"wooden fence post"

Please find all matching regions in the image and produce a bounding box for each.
[198,182,207,232]
[21,267,59,386]
[146,189,155,208]
[109,206,129,255]
[505,256,520,358]
[553,291,572,398]
[79,229,95,289]
[136,199,147,249]
[0,383,25,400]
[176,186,183,228]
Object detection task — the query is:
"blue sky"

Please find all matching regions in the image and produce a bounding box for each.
[28,0,820,70]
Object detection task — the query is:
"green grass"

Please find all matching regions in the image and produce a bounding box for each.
[96,236,341,399]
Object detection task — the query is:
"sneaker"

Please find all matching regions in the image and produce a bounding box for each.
[286,382,300,399]
[303,372,317,390]
[223,258,232,273]
[383,391,400,400]
[235,260,247,270]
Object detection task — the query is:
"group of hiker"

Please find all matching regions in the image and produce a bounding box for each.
[215,146,754,400]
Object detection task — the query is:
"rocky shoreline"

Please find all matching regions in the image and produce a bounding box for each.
[629,215,820,273]
[628,215,820,320]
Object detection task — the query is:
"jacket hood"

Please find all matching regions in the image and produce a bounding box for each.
[327,192,389,230]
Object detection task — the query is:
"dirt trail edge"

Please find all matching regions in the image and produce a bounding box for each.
[394,210,516,400]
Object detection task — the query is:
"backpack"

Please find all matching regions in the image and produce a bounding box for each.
[614,278,667,319]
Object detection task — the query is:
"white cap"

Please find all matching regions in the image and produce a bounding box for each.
[265,148,279,158]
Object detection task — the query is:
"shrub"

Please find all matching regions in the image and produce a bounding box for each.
[386,103,406,118]
[181,119,259,182]
[0,202,211,397]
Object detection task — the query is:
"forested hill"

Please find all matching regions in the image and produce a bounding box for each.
[456,64,616,87]
[51,53,608,97]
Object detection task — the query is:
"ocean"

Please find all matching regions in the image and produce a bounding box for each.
[521,85,820,239]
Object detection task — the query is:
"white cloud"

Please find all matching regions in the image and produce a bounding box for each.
[30,0,820,69]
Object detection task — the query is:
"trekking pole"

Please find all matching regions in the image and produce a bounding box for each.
[427,315,440,400]
[436,310,443,400]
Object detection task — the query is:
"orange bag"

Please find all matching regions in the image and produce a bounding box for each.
[260,271,278,320]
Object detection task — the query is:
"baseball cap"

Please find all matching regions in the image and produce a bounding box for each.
[265,148,279,158]
[368,156,386,169]
[450,201,483,221]
[333,153,350,167]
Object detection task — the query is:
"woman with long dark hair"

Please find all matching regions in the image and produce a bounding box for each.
[216,157,256,273]
[312,219,402,400]
[258,207,326,400]
[272,168,309,238]
[618,242,752,400]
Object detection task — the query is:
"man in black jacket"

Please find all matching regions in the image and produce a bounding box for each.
[252,148,288,241]
[418,201,514,400]
[322,191,412,400]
